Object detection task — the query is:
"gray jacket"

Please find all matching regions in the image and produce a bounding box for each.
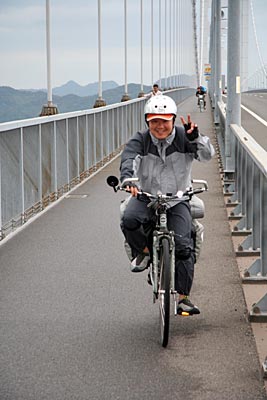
[120,126,215,195]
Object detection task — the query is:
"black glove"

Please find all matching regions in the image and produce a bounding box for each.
[183,122,199,141]
[121,180,138,190]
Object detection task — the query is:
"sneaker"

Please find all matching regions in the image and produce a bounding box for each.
[130,252,150,273]
[177,296,200,315]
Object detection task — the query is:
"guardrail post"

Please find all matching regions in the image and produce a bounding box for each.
[76,117,80,181]
[233,149,260,257]
[38,125,43,208]
[0,153,2,239]
[20,128,25,224]
[262,357,267,379]
[66,119,70,189]
[243,171,267,284]
[52,121,58,199]
[249,293,267,322]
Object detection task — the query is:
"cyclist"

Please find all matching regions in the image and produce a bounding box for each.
[196,85,207,109]
[120,95,215,315]
[146,83,162,98]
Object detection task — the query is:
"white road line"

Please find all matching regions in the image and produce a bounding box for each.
[241,103,267,127]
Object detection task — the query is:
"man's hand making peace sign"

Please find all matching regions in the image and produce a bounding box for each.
[180,114,199,141]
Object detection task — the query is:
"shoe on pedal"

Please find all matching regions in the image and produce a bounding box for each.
[177,296,200,315]
[130,252,150,273]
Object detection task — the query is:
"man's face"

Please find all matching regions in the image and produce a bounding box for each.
[148,118,173,139]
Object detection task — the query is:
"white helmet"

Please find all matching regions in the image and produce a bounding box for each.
[144,95,177,122]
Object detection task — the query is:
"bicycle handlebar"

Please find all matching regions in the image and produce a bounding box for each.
[106,175,208,202]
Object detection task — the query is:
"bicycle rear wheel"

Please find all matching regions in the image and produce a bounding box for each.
[158,237,171,347]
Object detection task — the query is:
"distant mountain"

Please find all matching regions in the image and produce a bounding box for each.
[0,83,152,123]
[0,86,48,123]
[53,80,119,97]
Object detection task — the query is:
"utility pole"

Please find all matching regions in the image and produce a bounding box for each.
[138,0,145,97]
[94,0,106,107]
[40,0,59,116]
[225,0,241,175]
[192,0,200,86]
[121,0,131,101]
[214,0,222,124]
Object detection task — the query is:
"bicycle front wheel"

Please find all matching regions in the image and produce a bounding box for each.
[158,237,171,347]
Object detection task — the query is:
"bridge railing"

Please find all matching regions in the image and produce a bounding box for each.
[0,88,194,240]
[216,100,267,322]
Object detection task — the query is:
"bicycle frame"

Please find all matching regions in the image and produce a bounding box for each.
[198,94,204,112]
[149,202,177,313]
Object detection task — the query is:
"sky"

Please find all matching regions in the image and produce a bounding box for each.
[0,0,266,90]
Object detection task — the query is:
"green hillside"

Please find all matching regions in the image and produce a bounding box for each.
[0,83,152,123]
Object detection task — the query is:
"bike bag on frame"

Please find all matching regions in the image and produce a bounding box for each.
[120,194,205,220]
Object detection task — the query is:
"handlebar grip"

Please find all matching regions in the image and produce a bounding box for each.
[193,188,206,195]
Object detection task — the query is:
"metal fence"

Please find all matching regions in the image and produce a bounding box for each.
[0,88,194,240]
[216,100,267,323]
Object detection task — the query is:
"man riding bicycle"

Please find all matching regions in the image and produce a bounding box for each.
[196,86,207,110]
[119,95,214,315]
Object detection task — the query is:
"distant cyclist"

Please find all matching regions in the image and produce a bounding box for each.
[196,86,207,110]
[146,83,163,98]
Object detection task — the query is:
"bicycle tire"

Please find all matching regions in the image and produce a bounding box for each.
[158,237,171,347]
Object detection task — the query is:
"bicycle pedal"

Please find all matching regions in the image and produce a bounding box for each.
[181,311,190,317]
[177,309,191,316]
[178,309,199,316]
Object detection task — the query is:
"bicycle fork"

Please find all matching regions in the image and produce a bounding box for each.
[151,231,177,313]
[169,233,178,315]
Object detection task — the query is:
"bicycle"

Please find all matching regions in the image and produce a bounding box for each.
[198,94,205,112]
[107,175,208,347]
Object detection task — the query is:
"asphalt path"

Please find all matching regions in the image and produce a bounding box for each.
[241,92,267,151]
[222,92,267,151]
[0,96,266,400]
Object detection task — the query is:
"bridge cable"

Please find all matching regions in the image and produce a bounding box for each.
[192,0,200,86]
[250,0,267,77]
[199,0,205,85]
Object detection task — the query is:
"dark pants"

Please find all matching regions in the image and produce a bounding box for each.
[121,196,195,295]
